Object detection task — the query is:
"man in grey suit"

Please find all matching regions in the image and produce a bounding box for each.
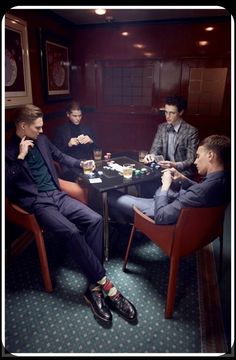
[141,95,199,197]
[108,134,230,225]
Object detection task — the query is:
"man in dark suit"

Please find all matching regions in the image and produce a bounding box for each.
[6,104,137,325]
[53,101,97,181]
[108,134,230,225]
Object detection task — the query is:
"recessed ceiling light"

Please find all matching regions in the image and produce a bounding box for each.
[198,41,209,46]
[133,43,145,49]
[121,32,129,36]
[205,27,214,31]
[95,9,106,16]
[144,52,153,57]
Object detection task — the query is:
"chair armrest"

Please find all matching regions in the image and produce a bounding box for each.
[5,197,41,233]
[133,206,155,224]
[58,178,88,205]
[133,206,175,255]
[6,198,30,216]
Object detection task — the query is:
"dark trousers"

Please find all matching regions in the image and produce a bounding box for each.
[139,177,162,198]
[32,190,106,284]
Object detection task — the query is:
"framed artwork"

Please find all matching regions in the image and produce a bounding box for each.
[40,29,71,101]
[5,13,33,108]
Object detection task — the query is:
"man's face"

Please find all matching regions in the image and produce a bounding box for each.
[164,104,183,125]
[23,117,43,140]
[194,145,209,176]
[67,110,82,125]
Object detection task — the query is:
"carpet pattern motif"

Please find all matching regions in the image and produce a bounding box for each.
[4,233,226,355]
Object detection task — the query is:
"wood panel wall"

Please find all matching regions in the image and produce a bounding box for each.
[5,10,231,154]
[5,10,76,137]
[72,19,231,153]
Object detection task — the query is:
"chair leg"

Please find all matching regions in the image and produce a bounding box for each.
[218,235,223,280]
[165,256,179,319]
[34,232,53,292]
[122,225,136,271]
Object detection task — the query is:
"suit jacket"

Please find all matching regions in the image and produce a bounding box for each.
[154,171,230,224]
[6,133,81,211]
[150,120,199,177]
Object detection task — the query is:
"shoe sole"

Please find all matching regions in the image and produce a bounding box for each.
[84,295,112,323]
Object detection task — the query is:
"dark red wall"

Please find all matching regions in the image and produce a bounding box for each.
[5,9,75,139]
[72,20,231,153]
[5,10,231,154]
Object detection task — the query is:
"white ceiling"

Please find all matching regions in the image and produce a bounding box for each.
[51,7,230,26]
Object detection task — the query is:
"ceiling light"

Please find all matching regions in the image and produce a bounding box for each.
[144,52,153,57]
[133,43,145,49]
[95,9,106,16]
[198,41,209,46]
[121,32,129,36]
[205,27,214,31]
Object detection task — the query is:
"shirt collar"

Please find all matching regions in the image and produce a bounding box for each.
[166,119,182,133]
[205,171,226,180]
[172,119,182,133]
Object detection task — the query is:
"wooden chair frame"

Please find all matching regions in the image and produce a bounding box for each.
[5,179,88,292]
[123,205,226,318]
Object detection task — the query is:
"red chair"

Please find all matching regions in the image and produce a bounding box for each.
[5,179,88,293]
[123,205,226,318]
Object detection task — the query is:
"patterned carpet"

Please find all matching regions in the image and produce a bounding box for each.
[3,229,227,355]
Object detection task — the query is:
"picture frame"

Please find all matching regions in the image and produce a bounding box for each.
[40,28,71,101]
[5,13,33,108]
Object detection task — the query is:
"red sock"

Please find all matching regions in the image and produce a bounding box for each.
[97,277,119,298]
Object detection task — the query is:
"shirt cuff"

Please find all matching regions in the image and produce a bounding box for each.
[160,190,168,195]
[16,158,25,163]
[75,160,83,168]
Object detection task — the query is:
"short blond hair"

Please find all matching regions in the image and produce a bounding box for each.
[15,104,43,125]
[200,134,230,168]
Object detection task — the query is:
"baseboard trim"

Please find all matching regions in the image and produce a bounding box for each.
[197,243,228,353]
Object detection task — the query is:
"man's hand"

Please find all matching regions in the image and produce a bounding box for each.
[162,167,187,181]
[158,160,176,169]
[143,153,155,164]
[161,169,173,191]
[80,159,96,171]
[68,134,93,147]
[68,137,80,147]
[77,134,93,144]
[17,136,34,160]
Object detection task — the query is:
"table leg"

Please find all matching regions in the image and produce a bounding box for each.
[102,192,109,261]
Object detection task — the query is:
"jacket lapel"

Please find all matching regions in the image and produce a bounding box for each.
[173,121,185,152]
[9,135,35,179]
[36,136,59,184]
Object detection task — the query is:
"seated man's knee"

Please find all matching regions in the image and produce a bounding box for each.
[91,211,103,226]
